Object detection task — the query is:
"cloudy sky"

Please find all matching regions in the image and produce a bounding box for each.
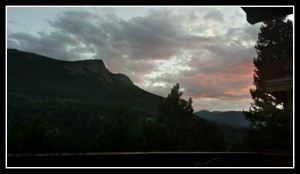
[6,6,294,111]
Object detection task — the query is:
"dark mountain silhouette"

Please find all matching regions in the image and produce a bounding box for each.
[194,110,250,127]
[7,48,161,113]
[7,49,245,153]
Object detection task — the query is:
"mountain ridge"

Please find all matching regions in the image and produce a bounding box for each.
[194,110,250,127]
[7,48,161,113]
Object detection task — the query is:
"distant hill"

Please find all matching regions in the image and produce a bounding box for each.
[194,110,250,127]
[7,48,161,113]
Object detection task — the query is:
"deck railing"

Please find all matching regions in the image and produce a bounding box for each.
[7,152,293,167]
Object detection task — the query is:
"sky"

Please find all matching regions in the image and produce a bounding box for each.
[6,6,294,112]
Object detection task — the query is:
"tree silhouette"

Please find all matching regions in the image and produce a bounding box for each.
[157,83,226,151]
[158,83,193,124]
[157,83,193,150]
[244,17,292,151]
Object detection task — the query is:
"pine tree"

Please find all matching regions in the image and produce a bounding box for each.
[158,83,193,124]
[244,17,293,151]
[157,83,194,150]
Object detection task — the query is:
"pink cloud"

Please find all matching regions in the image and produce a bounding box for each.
[183,60,254,102]
[106,59,123,73]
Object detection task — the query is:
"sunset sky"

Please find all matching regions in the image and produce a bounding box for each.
[6,6,294,111]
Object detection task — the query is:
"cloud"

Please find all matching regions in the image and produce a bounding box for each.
[192,98,253,111]
[224,25,260,44]
[8,20,16,24]
[204,10,224,22]
[8,31,85,61]
[7,7,260,111]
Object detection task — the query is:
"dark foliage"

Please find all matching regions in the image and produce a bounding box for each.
[243,17,292,151]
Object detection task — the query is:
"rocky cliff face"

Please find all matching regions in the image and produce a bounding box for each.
[64,59,107,75]
[64,59,133,86]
